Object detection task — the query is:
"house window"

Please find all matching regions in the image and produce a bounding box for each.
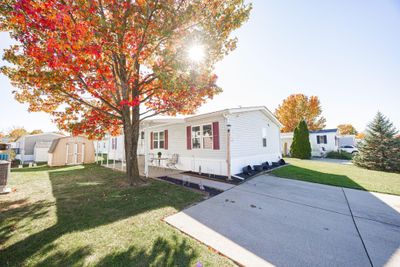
[191,124,213,149]
[153,131,165,149]
[317,135,327,144]
[141,131,145,140]
[192,126,201,149]
[202,124,213,149]
[262,128,267,147]
[112,138,118,150]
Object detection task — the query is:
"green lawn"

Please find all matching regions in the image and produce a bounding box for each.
[0,164,233,267]
[271,158,400,195]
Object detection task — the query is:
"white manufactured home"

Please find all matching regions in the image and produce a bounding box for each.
[97,106,283,177]
[281,129,340,157]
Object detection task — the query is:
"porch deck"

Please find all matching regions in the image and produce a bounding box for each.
[99,157,235,192]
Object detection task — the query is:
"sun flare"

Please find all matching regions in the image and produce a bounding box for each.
[187,44,205,63]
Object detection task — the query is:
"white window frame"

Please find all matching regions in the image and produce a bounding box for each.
[153,131,165,150]
[191,123,213,150]
[262,128,267,147]
[317,135,327,144]
[202,124,213,150]
[111,138,118,150]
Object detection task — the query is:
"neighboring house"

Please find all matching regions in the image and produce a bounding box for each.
[99,106,282,177]
[15,133,64,163]
[281,132,294,156]
[48,136,95,166]
[281,129,341,157]
[309,129,339,156]
[93,139,109,155]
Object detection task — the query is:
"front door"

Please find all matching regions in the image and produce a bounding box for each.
[66,143,83,165]
[66,144,74,165]
[73,143,78,164]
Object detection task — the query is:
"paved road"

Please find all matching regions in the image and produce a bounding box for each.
[165,175,400,267]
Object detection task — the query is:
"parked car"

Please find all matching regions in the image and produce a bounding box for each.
[340,145,358,154]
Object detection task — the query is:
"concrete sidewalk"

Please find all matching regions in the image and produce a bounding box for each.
[165,175,400,266]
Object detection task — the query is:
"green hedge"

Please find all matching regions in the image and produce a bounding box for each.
[326,151,353,160]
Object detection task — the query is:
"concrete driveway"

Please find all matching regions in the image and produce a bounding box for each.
[165,175,400,267]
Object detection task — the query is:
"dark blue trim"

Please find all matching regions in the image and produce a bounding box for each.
[309,129,338,134]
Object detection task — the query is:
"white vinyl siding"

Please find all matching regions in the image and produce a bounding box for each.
[149,116,227,175]
[230,110,281,174]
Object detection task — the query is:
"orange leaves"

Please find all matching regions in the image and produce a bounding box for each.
[2,0,251,137]
[275,94,327,133]
[337,124,358,135]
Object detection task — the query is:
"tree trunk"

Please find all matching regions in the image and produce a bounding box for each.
[122,113,141,186]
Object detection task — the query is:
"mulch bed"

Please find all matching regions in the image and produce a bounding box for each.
[158,176,223,197]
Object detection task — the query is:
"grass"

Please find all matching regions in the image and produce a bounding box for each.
[271,158,400,195]
[0,164,233,267]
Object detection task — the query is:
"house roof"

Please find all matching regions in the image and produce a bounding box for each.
[15,132,64,142]
[280,128,338,139]
[48,139,60,153]
[184,106,283,127]
[309,129,338,134]
[142,106,282,129]
[48,136,91,153]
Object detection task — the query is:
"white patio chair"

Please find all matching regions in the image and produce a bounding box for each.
[166,154,179,169]
[148,153,155,166]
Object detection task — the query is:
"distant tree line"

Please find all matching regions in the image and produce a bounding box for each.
[0,127,44,142]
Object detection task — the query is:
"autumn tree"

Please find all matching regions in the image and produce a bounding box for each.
[7,127,28,141]
[337,124,357,135]
[0,0,251,185]
[275,94,326,132]
[30,129,44,135]
[356,132,365,139]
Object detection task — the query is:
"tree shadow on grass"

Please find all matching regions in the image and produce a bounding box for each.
[0,164,200,266]
[0,199,53,246]
[97,235,198,267]
[33,245,92,267]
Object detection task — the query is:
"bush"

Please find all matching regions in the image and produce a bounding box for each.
[326,151,353,160]
[290,120,311,159]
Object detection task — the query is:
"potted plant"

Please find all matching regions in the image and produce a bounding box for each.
[157,152,162,159]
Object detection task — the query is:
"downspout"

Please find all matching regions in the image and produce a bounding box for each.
[144,122,149,178]
[223,113,232,180]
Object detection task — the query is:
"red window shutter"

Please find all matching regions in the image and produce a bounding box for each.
[186,126,192,150]
[213,122,220,150]
[150,132,154,150]
[164,130,168,150]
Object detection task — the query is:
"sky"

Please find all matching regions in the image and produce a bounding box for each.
[1,0,399,133]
